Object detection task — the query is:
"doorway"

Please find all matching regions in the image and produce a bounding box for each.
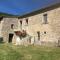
[9,33,14,43]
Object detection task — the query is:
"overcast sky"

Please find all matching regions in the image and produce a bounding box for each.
[0,0,60,15]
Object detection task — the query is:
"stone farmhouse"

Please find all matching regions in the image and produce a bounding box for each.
[0,2,60,46]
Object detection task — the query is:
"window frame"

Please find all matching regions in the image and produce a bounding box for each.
[20,20,22,25]
[11,24,14,29]
[25,18,28,26]
[43,14,48,24]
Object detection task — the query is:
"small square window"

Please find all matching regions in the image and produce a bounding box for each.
[44,31,46,34]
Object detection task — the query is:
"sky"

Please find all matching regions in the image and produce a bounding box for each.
[0,0,60,15]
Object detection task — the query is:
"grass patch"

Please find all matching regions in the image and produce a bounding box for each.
[0,43,60,60]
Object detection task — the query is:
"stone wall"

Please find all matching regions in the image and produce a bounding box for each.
[19,6,60,46]
[1,18,18,42]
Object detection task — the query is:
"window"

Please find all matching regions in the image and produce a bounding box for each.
[11,24,14,29]
[26,18,28,25]
[20,20,22,25]
[43,14,48,24]
[44,31,46,34]
[37,31,40,41]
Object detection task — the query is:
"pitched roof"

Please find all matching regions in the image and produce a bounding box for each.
[0,0,60,16]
